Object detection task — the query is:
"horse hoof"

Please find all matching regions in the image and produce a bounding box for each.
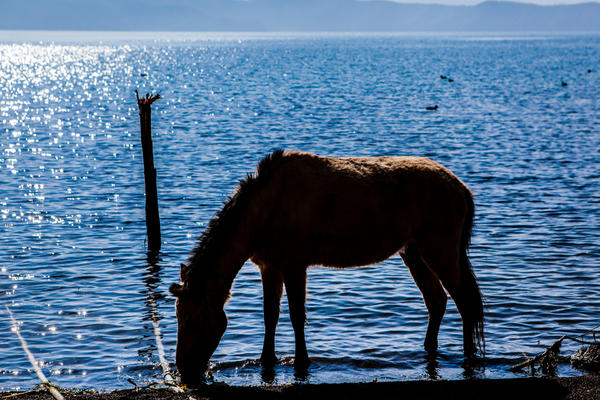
[293,358,310,381]
[463,345,477,359]
[260,354,277,367]
[424,337,438,354]
[294,356,311,369]
[425,347,439,357]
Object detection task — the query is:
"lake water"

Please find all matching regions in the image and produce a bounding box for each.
[1,31,599,391]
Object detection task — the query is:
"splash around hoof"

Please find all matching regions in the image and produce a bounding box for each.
[260,353,278,368]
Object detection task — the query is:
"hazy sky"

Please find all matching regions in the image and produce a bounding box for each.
[2,0,597,32]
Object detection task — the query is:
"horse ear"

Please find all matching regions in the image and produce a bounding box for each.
[169,283,187,298]
[180,263,190,280]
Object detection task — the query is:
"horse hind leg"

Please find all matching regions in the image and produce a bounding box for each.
[401,244,447,354]
[259,265,284,366]
[419,240,484,356]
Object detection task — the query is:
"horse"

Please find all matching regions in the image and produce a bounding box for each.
[169,149,484,383]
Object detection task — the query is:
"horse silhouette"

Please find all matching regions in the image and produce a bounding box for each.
[170,150,484,383]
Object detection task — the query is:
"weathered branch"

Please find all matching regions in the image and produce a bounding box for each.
[136,90,161,107]
[509,336,565,374]
[510,324,600,374]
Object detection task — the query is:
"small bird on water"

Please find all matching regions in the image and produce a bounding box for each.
[426,105,439,111]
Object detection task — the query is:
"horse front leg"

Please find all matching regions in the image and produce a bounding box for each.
[260,265,283,367]
[283,267,309,369]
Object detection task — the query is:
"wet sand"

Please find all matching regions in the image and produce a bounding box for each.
[4,375,599,400]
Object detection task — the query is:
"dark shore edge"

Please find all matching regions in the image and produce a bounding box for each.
[3,375,599,400]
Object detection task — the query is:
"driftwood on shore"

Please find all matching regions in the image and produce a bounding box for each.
[510,324,600,374]
[570,343,600,371]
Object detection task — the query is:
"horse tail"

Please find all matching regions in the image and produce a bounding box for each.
[460,187,485,355]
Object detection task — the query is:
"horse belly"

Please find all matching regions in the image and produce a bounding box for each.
[265,191,411,268]
[313,232,404,268]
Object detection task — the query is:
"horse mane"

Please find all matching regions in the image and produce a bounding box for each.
[182,149,285,290]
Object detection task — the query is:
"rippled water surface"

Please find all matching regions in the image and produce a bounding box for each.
[1,32,599,391]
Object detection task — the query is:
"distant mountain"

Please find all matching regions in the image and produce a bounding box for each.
[1,0,599,31]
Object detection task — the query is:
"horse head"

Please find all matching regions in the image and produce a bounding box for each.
[169,269,227,384]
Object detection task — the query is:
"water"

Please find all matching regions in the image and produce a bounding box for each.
[1,31,599,391]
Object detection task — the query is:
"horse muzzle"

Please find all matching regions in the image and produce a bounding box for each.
[177,362,208,385]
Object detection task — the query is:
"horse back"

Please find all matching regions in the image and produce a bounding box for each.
[251,151,471,267]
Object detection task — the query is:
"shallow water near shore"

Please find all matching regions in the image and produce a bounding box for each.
[1,31,599,391]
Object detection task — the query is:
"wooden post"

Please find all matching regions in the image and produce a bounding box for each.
[136,90,161,253]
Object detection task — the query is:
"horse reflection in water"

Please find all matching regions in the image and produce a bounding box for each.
[169,150,484,384]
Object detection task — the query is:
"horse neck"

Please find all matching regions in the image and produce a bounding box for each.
[189,218,254,305]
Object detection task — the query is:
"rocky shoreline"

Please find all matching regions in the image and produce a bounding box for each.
[3,375,599,400]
